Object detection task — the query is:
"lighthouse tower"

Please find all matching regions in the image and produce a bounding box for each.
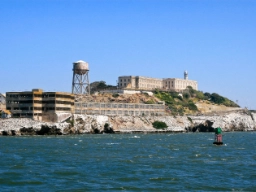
[184,70,188,80]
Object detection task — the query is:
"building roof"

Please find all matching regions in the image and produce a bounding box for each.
[74,60,86,63]
[6,90,73,96]
[1,109,11,114]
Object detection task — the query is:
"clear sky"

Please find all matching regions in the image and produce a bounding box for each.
[0,0,255,109]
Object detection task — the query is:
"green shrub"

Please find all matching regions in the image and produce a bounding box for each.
[104,123,109,129]
[143,92,149,96]
[183,92,190,99]
[186,101,198,111]
[204,92,211,99]
[112,93,119,98]
[66,118,74,127]
[145,100,155,104]
[195,91,205,100]
[152,121,168,129]
[187,86,196,95]
[210,93,225,104]
[210,93,239,107]
[187,117,193,123]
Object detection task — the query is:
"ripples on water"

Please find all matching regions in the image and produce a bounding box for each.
[0,132,255,191]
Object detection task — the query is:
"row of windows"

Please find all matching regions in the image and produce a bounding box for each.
[120,79,130,82]
[8,107,72,112]
[75,110,165,116]
[7,94,33,98]
[138,84,162,88]
[7,93,73,99]
[12,113,33,117]
[56,107,71,111]
[7,100,33,104]
[75,103,165,109]
[139,80,162,84]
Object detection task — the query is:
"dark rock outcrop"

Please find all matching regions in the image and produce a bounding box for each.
[36,125,62,135]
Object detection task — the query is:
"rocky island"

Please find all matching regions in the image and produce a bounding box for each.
[1,88,255,136]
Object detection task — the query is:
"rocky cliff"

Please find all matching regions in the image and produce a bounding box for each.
[0,110,255,136]
[0,118,72,136]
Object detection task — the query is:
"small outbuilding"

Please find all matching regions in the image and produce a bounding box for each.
[0,109,11,118]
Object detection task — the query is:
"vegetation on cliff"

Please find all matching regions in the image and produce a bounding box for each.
[88,81,239,116]
[154,90,197,116]
[90,81,116,93]
[154,86,239,115]
[152,121,168,129]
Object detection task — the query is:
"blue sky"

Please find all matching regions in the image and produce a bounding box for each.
[0,0,255,109]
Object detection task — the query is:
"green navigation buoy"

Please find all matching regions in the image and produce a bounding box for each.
[213,127,223,145]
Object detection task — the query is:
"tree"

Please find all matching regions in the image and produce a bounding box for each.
[187,86,195,95]
[183,92,191,99]
[210,93,225,104]
[204,92,211,99]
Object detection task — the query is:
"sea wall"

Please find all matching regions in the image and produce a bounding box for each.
[0,111,255,136]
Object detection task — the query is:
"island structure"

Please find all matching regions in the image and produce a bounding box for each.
[5,89,74,122]
[1,60,255,136]
[117,71,198,92]
[4,60,198,122]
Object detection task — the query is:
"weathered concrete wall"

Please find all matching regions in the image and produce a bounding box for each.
[42,112,72,123]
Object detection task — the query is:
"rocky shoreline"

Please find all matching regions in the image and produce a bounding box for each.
[0,110,255,136]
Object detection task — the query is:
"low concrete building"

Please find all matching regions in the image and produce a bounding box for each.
[75,102,166,116]
[1,109,11,118]
[6,89,74,122]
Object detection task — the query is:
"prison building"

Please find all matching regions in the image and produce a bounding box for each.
[117,71,198,92]
[75,102,166,116]
[6,89,74,121]
[118,76,163,90]
[162,78,198,91]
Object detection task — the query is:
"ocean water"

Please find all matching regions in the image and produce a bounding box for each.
[0,132,255,191]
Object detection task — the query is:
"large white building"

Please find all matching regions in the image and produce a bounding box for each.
[118,76,163,90]
[118,71,198,91]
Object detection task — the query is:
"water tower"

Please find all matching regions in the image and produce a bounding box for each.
[72,60,90,95]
